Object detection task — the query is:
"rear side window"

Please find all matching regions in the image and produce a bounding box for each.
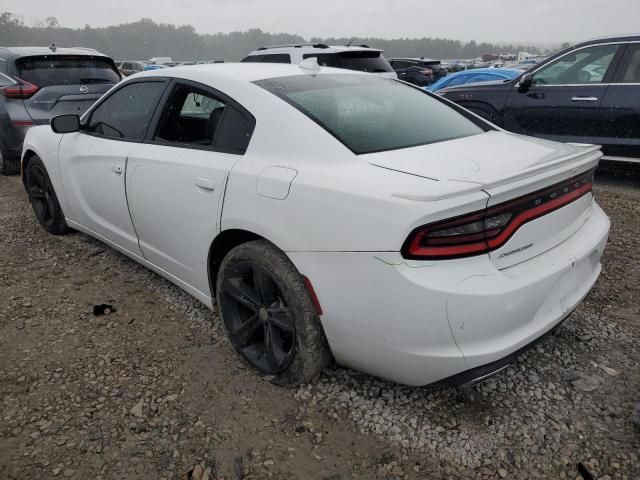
[155,83,254,153]
[241,54,291,64]
[303,51,394,73]
[255,74,486,155]
[16,55,121,87]
[156,84,227,146]
[617,44,640,83]
[87,81,165,140]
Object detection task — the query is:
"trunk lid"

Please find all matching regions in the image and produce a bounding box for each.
[23,85,110,124]
[366,131,599,186]
[368,130,602,268]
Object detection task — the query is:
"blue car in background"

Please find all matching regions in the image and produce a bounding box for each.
[427,68,523,92]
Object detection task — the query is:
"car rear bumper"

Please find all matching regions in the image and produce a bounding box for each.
[287,201,609,386]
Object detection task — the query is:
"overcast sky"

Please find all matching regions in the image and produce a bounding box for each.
[4,0,639,45]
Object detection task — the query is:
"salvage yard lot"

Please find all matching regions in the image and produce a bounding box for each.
[0,168,639,480]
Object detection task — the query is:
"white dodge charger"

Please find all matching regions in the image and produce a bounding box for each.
[20,63,610,386]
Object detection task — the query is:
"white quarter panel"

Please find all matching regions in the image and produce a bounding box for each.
[126,144,240,295]
[58,133,143,256]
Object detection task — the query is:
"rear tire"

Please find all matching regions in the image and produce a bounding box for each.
[216,240,332,385]
[0,150,20,176]
[25,156,70,235]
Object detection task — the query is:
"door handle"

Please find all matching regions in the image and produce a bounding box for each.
[194,177,216,192]
[110,164,123,174]
[571,96,598,102]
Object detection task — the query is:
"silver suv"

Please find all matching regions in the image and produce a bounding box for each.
[0,46,121,175]
[241,43,397,78]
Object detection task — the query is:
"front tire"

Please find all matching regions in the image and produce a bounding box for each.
[25,156,70,235]
[216,240,332,385]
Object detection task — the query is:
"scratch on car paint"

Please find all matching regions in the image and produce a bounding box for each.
[445,293,468,366]
[373,256,436,269]
[456,273,495,286]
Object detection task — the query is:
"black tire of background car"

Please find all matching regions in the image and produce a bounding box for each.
[25,156,70,235]
[0,148,20,176]
[216,240,333,385]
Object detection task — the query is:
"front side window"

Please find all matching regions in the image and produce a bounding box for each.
[617,44,640,83]
[255,74,486,155]
[532,44,619,85]
[87,81,165,140]
[155,85,226,146]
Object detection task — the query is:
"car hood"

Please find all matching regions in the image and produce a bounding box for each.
[365,131,601,189]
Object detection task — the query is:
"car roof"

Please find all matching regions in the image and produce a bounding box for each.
[249,44,383,55]
[577,33,640,46]
[137,62,368,83]
[0,46,107,59]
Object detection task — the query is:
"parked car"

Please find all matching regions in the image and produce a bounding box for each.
[21,63,609,386]
[241,43,396,77]
[118,61,145,76]
[143,63,169,71]
[390,58,447,86]
[428,67,523,92]
[439,34,640,163]
[0,45,121,175]
[148,57,173,65]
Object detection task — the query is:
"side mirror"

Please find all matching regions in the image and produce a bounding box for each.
[51,114,81,134]
[518,73,534,93]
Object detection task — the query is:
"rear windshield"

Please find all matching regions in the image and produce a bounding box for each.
[303,51,394,73]
[16,55,121,87]
[254,74,487,155]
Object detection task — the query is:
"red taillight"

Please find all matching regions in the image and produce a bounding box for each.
[302,275,323,316]
[402,169,595,260]
[420,68,433,75]
[1,79,39,99]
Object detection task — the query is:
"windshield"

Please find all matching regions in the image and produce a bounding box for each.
[16,55,121,87]
[255,74,487,154]
[303,51,394,73]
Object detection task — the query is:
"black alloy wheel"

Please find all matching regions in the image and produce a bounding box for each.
[220,260,296,374]
[26,163,57,229]
[25,156,69,235]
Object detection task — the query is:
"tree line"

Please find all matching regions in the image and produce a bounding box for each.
[0,12,557,62]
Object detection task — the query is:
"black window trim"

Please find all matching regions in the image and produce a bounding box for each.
[253,74,493,156]
[80,77,170,144]
[144,78,256,155]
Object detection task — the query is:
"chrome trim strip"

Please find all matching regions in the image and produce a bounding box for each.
[602,155,640,164]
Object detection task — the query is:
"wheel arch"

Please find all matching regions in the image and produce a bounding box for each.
[21,148,39,185]
[207,229,263,300]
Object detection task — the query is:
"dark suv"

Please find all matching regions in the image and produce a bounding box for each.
[390,58,448,87]
[0,46,121,175]
[439,35,640,163]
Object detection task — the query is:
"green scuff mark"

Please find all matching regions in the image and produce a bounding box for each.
[373,256,436,269]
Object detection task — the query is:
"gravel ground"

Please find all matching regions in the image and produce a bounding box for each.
[1,166,639,479]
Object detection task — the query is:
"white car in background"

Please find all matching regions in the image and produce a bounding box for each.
[241,43,397,78]
[21,63,609,386]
